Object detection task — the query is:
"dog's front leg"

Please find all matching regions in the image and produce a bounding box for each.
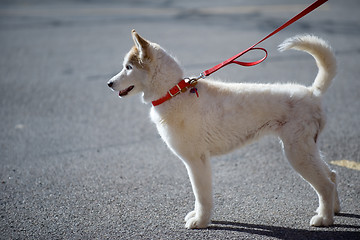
[183,154,213,229]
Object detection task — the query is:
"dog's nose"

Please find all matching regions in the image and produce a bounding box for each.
[107,81,113,88]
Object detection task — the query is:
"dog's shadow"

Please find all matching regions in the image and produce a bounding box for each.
[209,213,360,240]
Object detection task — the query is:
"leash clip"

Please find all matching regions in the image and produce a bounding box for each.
[184,73,205,85]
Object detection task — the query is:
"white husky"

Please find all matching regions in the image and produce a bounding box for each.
[107,30,340,229]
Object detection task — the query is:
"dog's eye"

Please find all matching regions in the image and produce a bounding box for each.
[125,65,133,70]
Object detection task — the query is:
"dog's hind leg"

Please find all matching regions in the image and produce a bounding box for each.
[281,134,336,226]
[330,170,341,214]
[183,153,213,229]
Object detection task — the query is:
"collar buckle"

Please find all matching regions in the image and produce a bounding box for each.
[168,84,182,97]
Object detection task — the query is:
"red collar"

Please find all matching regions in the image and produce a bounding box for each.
[152,79,198,107]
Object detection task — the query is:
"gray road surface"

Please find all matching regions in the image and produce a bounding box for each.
[1,0,359,239]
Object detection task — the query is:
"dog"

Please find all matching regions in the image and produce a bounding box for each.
[107,30,340,229]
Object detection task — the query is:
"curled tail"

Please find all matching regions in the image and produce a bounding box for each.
[279,35,336,96]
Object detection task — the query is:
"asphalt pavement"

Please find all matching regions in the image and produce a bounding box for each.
[1,0,359,239]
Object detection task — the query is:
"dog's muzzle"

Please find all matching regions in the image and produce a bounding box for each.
[118,85,134,97]
[107,81,134,97]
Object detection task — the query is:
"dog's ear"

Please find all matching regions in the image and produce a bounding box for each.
[132,29,149,59]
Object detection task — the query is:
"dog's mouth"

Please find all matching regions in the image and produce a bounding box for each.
[119,85,134,97]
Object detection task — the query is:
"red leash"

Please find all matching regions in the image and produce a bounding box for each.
[202,0,328,77]
[152,0,328,107]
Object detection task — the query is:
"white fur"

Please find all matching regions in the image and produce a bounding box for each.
[108,31,340,229]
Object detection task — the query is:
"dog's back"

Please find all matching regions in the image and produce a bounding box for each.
[156,34,337,155]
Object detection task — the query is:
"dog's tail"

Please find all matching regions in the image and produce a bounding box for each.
[278,35,336,96]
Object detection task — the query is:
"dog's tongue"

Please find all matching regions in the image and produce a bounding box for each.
[119,85,134,97]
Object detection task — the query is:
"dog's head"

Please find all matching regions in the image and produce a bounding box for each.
[107,30,183,103]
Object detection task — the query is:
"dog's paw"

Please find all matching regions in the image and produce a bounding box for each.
[184,210,196,222]
[310,215,334,227]
[184,210,210,229]
[185,216,209,229]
